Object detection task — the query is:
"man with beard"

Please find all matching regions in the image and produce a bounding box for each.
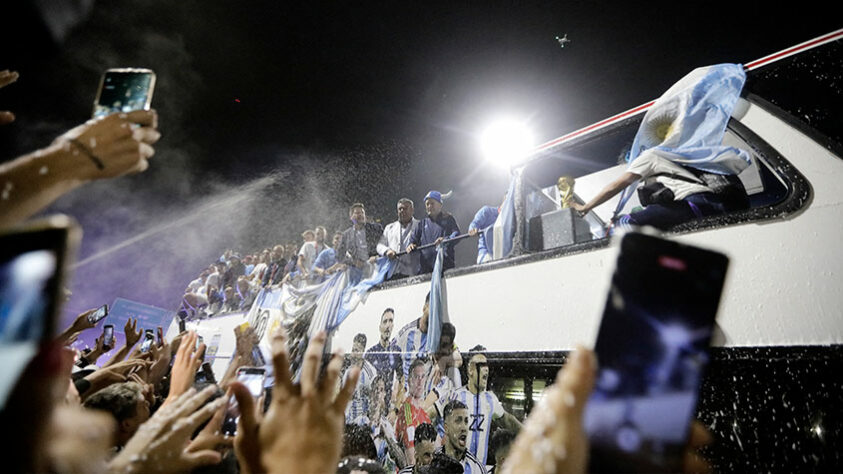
[393,293,432,381]
[397,422,437,474]
[395,358,432,464]
[423,323,462,432]
[336,203,384,274]
[378,198,421,280]
[365,308,402,402]
[343,333,379,423]
[354,375,406,473]
[450,352,521,466]
[438,400,486,474]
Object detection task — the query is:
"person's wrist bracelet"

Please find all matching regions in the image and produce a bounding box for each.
[68,138,105,170]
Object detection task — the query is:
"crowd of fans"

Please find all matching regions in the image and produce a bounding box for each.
[0,69,715,473]
[177,192,483,321]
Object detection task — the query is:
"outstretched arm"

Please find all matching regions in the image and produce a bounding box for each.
[0,110,159,229]
[570,171,640,216]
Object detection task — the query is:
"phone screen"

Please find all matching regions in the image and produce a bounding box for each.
[92,68,155,119]
[140,331,154,353]
[222,367,265,435]
[584,232,728,473]
[0,216,78,409]
[156,327,163,346]
[103,325,114,349]
[88,304,108,325]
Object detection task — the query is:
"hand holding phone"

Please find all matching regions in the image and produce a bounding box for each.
[222,367,265,436]
[102,324,115,351]
[140,329,155,353]
[584,232,728,473]
[87,304,108,325]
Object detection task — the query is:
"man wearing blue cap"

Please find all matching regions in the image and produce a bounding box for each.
[406,190,461,273]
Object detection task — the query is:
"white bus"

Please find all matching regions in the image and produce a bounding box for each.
[330,28,843,471]
[188,29,843,471]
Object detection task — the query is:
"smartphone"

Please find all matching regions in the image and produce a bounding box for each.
[584,232,728,473]
[156,326,164,347]
[0,216,80,408]
[87,304,109,325]
[92,68,156,119]
[178,318,187,333]
[102,324,115,351]
[195,362,217,384]
[222,367,266,436]
[140,330,154,353]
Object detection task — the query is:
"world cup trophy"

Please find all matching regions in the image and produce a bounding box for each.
[557,176,575,209]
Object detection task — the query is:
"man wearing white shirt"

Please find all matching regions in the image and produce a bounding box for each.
[297,226,327,282]
[377,198,420,280]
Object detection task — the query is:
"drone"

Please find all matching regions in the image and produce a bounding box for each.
[556,34,571,48]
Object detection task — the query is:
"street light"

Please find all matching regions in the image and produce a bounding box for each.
[479,118,534,170]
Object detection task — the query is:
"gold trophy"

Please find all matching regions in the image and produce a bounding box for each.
[557,176,575,209]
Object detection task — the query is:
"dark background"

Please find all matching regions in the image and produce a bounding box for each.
[0,1,838,323]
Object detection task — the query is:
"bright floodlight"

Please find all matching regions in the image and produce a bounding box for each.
[479,119,534,169]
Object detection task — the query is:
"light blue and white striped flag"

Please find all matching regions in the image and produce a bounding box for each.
[486,177,517,260]
[425,245,449,353]
[615,63,752,215]
[308,256,397,336]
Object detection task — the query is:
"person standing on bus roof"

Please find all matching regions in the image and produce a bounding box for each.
[378,198,421,280]
[336,203,384,280]
[406,190,461,274]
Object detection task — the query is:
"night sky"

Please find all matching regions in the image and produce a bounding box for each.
[0,1,838,322]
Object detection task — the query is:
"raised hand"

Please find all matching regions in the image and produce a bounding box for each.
[124,318,142,348]
[162,331,205,407]
[187,394,233,454]
[233,329,359,474]
[109,386,227,474]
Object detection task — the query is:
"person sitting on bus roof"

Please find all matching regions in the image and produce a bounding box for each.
[571,149,749,231]
[406,190,461,274]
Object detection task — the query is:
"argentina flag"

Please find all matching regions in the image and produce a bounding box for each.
[615,63,752,215]
[485,177,517,261]
[425,245,449,353]
[309,256,398,336]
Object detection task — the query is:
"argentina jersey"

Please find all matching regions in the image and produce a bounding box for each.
[451,386,504,466]
[434,447,487,474]
[343,359,378,423]
[394,319,428,379]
